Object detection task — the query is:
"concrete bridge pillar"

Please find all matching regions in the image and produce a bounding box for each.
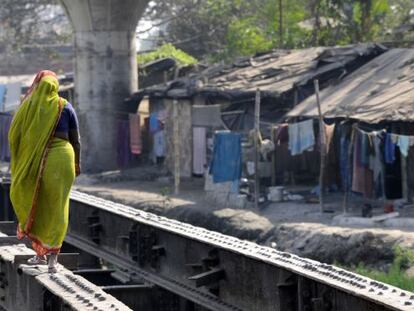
[60,0,149,172]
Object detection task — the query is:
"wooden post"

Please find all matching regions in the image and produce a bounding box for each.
[254,90,261,209]
[173,99,180,195]
[271,127,276,186]
[314,80,325,213]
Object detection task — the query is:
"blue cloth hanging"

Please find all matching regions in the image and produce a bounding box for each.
[384,133,396,164]
[209,132,242,183]
[0,85,6,111]
[397,135,409,157]
[288,120,315,156]
[149,112,160,133]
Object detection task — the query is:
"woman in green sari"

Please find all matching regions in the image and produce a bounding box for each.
[9,70,81,273]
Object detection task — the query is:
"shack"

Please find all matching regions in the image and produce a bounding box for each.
[127,43,386,183]
[287,48,414,207]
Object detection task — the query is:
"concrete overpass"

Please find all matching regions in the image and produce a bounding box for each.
[59,0,150,172]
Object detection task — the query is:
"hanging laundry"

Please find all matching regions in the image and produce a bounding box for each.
[193,127,207,175]
[153,130,166,158]
[397,135,410,157]
[359,131,370,167]
[384,133,396,164]
[324,123,336,154]
[0,114,12,161]
[340,135,350,190]
[352,130,374,198]
[274,124,288,145]
[209,132,242,183]
[149,112,160,133]
[338,124,353,191]
[0,85,6,112]
[391,134,399,144]
[370,133,383,180]
[129,113,142,155]
[288,120,315,156]
[117,120,132,168]
[4,82,21,112]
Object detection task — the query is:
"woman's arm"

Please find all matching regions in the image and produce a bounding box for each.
[69,128,81,176]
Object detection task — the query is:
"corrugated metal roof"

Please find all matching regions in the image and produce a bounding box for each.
[138,43,386,101]
[287,48,414,123]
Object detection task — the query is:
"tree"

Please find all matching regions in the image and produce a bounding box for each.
[143,0,412,62]
[143,0,311,61]
[0,0,70,55]
[383,0,414,43]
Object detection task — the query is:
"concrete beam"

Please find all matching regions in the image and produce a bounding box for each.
[59,0,150,171]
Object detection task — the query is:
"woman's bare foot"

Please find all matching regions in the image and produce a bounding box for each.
[27,255,47,265]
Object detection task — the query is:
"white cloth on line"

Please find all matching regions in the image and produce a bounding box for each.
[153,130,165,157]
[193,127,207,175]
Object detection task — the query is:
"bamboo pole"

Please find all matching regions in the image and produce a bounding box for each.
[254,89,261,209]
[173,99,180,195]
[271,127,276,186]
[314,80,326,213]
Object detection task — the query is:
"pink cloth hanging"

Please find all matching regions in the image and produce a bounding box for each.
[129,114,142,155]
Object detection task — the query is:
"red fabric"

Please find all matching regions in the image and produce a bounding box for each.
[17,226,61,256]
[22,70,58,102]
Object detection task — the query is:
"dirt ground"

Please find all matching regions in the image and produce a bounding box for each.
[72,166,414,271]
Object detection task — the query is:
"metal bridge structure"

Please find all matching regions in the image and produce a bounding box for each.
[0,179,413,311]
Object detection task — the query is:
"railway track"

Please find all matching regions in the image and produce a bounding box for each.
[0,178,413,310]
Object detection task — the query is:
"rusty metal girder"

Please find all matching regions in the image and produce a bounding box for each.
[69,191,414,311]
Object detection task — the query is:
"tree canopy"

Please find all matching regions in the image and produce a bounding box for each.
[0,0,70,55]
[143,0,414,61]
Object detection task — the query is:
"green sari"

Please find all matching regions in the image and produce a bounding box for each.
[9,72,75,255]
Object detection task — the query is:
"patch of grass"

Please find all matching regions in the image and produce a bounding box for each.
[137,43,198,66]
[344,247,414,292]
[160,186,172,208]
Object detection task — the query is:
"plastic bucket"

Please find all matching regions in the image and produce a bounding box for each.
[268,186,284,202]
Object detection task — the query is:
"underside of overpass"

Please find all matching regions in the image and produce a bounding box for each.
[59,0,150,172]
